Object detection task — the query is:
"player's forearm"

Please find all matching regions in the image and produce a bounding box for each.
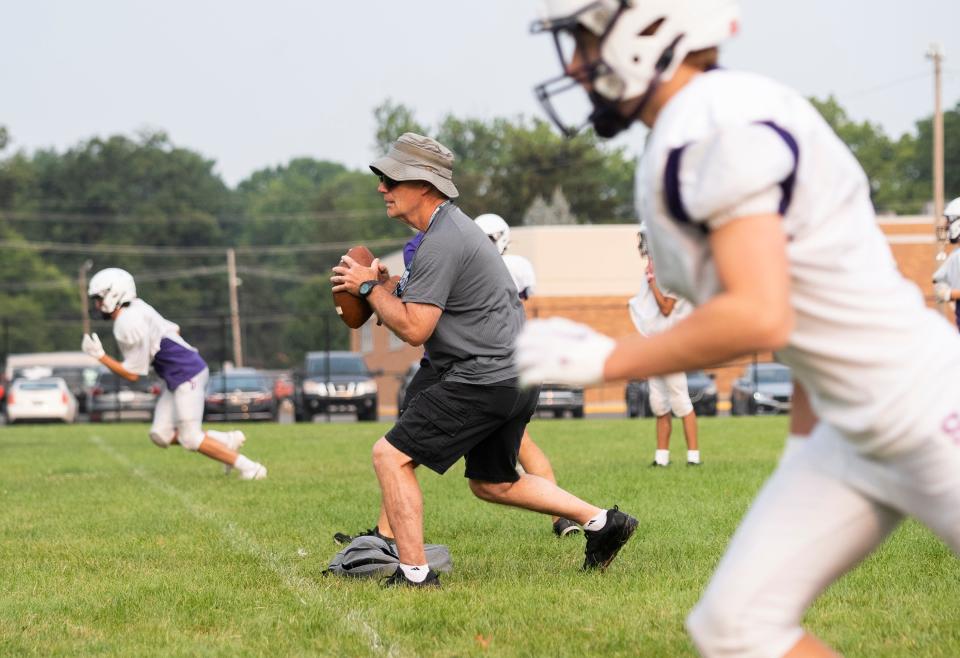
[99,354,139,382]
[367,286,432,346]
[603,293,793,381]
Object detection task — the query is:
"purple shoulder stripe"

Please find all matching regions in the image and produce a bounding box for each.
[755,120,799,215]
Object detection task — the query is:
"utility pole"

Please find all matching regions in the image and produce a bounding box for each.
[79,259,93,335]
[226,248,243,368]
[928,43,946,260]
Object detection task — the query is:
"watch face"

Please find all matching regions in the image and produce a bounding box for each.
[360,281,375,296]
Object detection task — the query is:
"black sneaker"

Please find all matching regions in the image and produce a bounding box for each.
[553,518,582,537]
[582,506,638,571]
[687,461,702,467]
[382,567,441,588]
[333,526,395,545]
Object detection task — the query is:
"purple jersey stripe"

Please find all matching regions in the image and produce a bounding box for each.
[154,337,207,390]
[756,120,799,215]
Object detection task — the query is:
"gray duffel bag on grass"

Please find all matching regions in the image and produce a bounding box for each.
[326,535,453,578]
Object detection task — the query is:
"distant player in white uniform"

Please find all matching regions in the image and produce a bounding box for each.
[932,197,960,331]
[82,268,267,480]
[475,212,581,537]
[521,1,960,656]
[628,225,700,467]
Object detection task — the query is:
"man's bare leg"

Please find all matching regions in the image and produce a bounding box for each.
[517,430,563,523]
[469,472,602,524]
[372,437,427,565]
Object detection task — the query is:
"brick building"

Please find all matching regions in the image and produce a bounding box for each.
[353,217,948,415]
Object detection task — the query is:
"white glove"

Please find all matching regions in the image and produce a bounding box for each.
[81,333,105,359]
[935,283,952,303]
[515,317,616,387]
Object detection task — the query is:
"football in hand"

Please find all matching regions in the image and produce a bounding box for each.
[333,245,376,329]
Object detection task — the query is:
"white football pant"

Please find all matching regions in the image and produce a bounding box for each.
[687,421,960,658]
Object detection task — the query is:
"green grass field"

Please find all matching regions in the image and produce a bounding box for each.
[2,417,958,657]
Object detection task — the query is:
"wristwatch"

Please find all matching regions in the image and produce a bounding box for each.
[358,280,380,299]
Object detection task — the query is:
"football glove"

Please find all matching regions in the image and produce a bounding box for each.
[81,333,106,359]
[935,283,952,303]
[515,317,615,387]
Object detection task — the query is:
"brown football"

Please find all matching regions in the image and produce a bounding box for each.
[333,245,375,329]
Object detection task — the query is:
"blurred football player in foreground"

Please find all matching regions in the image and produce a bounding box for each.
[521,1,960,656]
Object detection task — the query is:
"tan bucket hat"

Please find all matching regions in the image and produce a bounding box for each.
[369,132,459,199]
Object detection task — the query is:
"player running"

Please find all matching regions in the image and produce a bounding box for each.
[519,1,960,656]
[82,268,267,480]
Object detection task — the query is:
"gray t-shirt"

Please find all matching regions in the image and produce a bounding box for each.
[398,203,524,384]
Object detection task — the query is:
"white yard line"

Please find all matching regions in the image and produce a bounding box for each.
[89,434,404,658]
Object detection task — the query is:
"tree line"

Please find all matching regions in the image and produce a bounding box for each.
[0,97,956,368]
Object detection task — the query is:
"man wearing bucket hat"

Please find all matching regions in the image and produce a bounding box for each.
[331,133,637,587]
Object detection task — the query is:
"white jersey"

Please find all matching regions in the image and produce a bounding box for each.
[636,69,960,455]
[503,254,537,299]
[933,249,960,289]
[113,298,206,390]
[628,275,692,337]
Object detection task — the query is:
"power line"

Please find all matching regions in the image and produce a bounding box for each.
[0,237,407,257]
[0,208,389,225]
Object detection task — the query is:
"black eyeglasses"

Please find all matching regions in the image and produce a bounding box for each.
[378,174,401,190]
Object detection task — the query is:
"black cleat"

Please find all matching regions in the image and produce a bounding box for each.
[582,506,638,571]
[687,461,702,467]
[649,461,669,468]
[382,567,441,588]
[553,518,582,537]
[333,525,395,545]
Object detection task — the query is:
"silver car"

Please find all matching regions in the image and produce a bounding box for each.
[730,362,793,415]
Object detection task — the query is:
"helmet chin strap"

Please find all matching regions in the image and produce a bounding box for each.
[588,83,656,138]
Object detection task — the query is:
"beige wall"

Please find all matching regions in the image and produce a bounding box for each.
[356,217,952,414]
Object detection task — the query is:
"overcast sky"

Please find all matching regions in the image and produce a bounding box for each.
[3,0,958,186]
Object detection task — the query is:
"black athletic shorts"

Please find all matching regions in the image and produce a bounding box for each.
[399,358,439,416]
[386,376,539,483]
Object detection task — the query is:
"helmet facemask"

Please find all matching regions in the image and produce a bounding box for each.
[531,0,740,138]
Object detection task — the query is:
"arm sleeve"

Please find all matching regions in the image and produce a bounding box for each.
[400,236,458,309]
[114,323,151,376]
[665,122,798,231]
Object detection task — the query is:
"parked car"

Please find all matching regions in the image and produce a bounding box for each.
[204,369,278,422]
[730,362,793,415]
[295,351,379,422]
[536,382,585,418]
[625,370,719,418]
[396,360,422,415]
[5,377,78,424]
[3,352,100,413]
[88,369,161,422]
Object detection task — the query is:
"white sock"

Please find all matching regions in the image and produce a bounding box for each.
[233,454,254,471]
[584,509,608,532]
[687,450,700,464]
[655,449,670,466]
[400,563,430,583]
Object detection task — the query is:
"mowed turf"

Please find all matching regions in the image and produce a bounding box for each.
[1,417,958,657]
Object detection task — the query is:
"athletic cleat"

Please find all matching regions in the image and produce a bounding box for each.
[582,506,638,571]
[238,462,267,480]
[223,431,247,475]
[382,568,440,588]
[649,461,669,468]
[687,461,702,467]
[553,518,582,537]
[333,526,395,545]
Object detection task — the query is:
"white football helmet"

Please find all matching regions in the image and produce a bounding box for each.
[88,268,137,315]
[945,197,960,244]
[475,213,511,255]
[531,0,740,137]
